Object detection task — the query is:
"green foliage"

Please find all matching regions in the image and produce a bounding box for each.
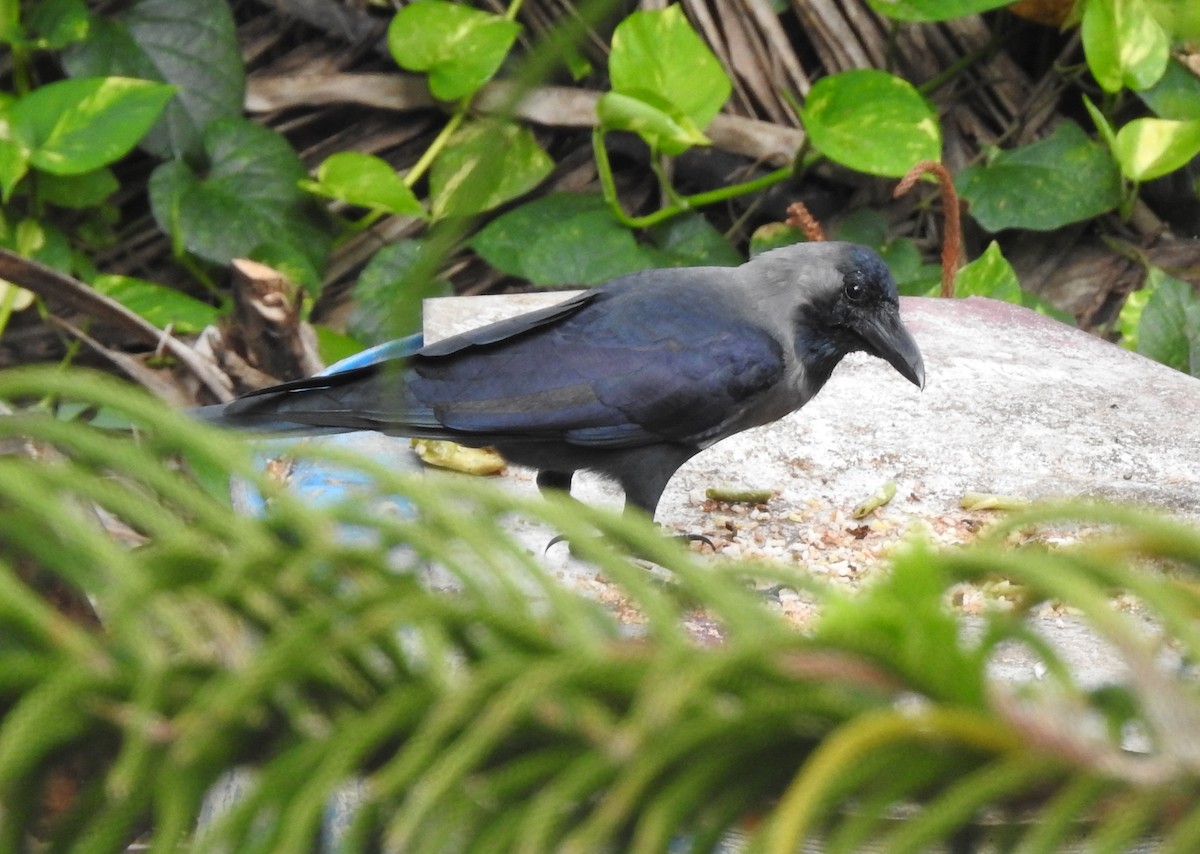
[955,241,1024,302]
[598,6,730,156]
[800,69,942,178]
[865,0,1010,23]
[63,0,246,161]
[4,366,1200,850]
[91,274,219,334]
[429,119,553,218]
[1081,0,1171,94]
[1,0,1197,389]
[471,193,655,285]
[0,0,336,349]
[300,152,426,219]
[24,0,90,48]
[955,122,1123,231]
[148,117,331,279]
[1138,56,1200,119]
[470,194,738,287]
[596,91,712,157]
[350,239,451,343]
[2,76,173,181]
[1134,267,1200,376]
[387,1,520,102]
[1113,117,1200,182]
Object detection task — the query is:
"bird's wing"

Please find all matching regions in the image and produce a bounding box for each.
[416,290,600,356]
[407,279,787,449]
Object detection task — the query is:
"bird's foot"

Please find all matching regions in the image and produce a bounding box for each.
[544,529,715,558]
[679,532,716,551]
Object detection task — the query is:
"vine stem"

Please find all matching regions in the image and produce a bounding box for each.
[405,106,469,188]
[593,128,792,229]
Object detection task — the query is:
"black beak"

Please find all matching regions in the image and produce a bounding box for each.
[857,305,925,389]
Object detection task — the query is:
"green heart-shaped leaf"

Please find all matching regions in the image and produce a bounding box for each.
[387,2,520,101]
[608,7,730,131]
[956,122,1121,231]
[303,152,426,218]
[148,117,332,270]
[7,76,174,175]
[800,69,941,178]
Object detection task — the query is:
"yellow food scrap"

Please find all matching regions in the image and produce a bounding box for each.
[852,480,896,519]
[411,439,506,475]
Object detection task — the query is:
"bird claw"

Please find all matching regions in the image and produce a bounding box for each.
[544,530,714,557]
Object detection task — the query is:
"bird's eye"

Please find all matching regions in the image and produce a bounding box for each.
[844,279,868,304]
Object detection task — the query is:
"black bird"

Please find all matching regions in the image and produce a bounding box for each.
[195,241,924,519]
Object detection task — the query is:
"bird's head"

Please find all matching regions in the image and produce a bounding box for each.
[762,241,925,391]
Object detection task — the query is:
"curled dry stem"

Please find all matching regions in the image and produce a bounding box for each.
[894,160,962,298]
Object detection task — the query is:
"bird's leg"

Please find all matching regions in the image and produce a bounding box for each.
[538,470,588,554]
[617,458,715,551]
[536,469,574,499]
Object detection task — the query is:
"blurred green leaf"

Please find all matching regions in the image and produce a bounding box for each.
[1137,58,1200,120]
[1113,117,1200,182]
[956,122,1121,231]
[0,280,35,313]
[5,76,174,175]
[148,117,332,270]
[647,212,741,267]
[302,152,426,218]
[955,241,1023,302]
[1081,0,1170,93]
[608,6,730,131]
[387,1,520,101]
[749,222,805,257]
[1137,266,1200,376]
[313,325,366,367]
[4,219,72,272]
[64,0,245,161]
[27,0,90,49]
[351,239,451,343]
[1149,0,1200,42]
[2,365,1200,850]
[818,539,986,706]
[471,193,659,286]
[91,274,219,333]
[37,169,119,209]
[1117,285,1152,350]
[0,138,28,200]
[597,91,710,156]
[0,0,18,44]
[430,120,553,219]
[832,208,889,249]
[800,69,941,178]
[864,0,1009,22]
[1082,93,1119,153]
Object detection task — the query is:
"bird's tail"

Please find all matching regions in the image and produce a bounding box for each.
[192,334,427,436]
[190,400,355,435]
[190,362,426,437]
